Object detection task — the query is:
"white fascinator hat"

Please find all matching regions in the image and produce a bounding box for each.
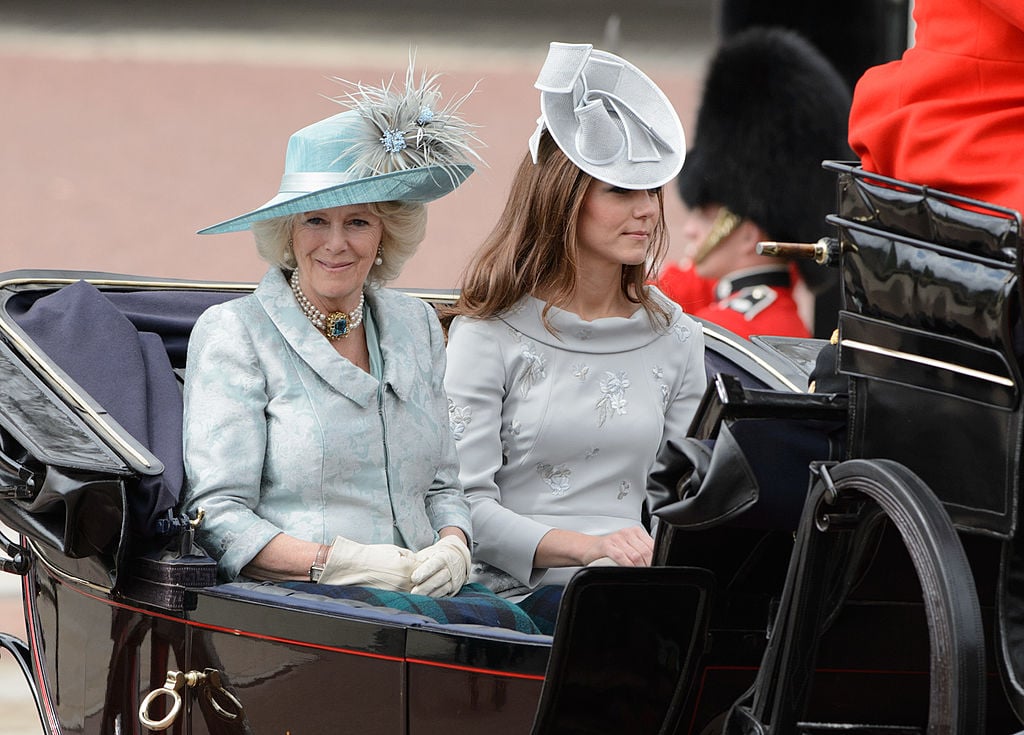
[528,42,685,190]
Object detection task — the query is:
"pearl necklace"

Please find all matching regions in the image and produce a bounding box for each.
[289,270,364,340]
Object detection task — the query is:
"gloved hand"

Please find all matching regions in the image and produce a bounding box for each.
[410,535,471,598]
[318,536,417,592]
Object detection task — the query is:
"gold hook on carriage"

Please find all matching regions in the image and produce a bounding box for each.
[138,667,243,731]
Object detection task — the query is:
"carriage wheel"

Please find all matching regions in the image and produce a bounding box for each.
[725,458,986,734]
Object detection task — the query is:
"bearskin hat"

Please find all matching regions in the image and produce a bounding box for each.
[678,26,853,246]
[716,0,907,91]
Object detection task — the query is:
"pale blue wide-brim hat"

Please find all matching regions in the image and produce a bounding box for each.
[200,69,481,235]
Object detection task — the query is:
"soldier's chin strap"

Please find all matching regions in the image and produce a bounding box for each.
[693,206,743,265]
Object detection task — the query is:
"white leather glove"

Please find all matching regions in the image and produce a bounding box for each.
[318,536,417,592]
[410,536,471,598]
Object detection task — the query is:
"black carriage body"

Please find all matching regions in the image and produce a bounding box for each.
[7,170,1024,734]
[0,270,813,734]
[650,163,1024,733]
[22,565,548,734]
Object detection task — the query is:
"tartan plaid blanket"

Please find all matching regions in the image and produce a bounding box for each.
[514,585,565,636]
[279,581,541,634]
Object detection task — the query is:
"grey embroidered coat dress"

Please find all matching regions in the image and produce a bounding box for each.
[183,268,471,580]
[444,290,706,593]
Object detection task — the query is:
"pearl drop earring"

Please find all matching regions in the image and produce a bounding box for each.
[375,246,383,266]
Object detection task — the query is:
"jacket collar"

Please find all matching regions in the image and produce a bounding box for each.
[500,289,684,353]
[365,287,415,403]
[715,266,792,301]
[254,268,412,407]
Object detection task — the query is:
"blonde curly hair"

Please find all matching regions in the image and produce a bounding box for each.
[251,201,427,284]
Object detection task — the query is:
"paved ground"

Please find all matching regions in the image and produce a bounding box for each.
[0,0,714,289]
[0,3,717,731]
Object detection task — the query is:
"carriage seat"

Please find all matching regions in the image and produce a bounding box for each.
[206,581,553,641]
[8,281,550,634]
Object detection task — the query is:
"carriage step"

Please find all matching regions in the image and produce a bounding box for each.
[798,724,922,734]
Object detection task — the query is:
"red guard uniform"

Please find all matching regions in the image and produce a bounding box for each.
[661,264,809,340]
[657,261,715,315]
[849,0,1024,213]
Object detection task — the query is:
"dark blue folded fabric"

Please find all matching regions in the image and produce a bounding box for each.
[13,281,243,539]
[278,581,541,634]
[16,281,184,537]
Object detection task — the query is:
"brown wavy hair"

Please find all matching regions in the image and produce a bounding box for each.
[444,131,671,331]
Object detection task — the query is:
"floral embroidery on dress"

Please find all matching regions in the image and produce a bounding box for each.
[448,399,472,441]
[652,365,670,410]
[575,327,593,341]
[499,419,520,466]
[671,321,693,343]
[585,447,600,460]
[572,363,589,381]
[617,480,630,500]
[536,462,572,496]
[518,340,547,398]
[501,421,520,465]
[596,370,630,426]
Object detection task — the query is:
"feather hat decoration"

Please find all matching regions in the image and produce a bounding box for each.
[329,64,484,183]
[199,62,483,235]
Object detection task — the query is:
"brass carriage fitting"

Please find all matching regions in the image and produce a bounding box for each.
[757,237,842,265]
[139,667,243,731]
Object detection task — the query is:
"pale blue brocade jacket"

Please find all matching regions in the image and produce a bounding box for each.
[182,268,471,580]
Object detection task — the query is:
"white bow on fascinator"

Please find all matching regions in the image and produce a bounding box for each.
[529,42,685,190]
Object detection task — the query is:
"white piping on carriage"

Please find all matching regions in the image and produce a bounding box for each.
[701,326,804,393]
[0,275,253,292]
[842,338,1016,387]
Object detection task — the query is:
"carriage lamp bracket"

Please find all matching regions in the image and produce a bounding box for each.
[0,447,36,501]
[811,461,863,532]
[139,667,243,731]
[0,526,29,576]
